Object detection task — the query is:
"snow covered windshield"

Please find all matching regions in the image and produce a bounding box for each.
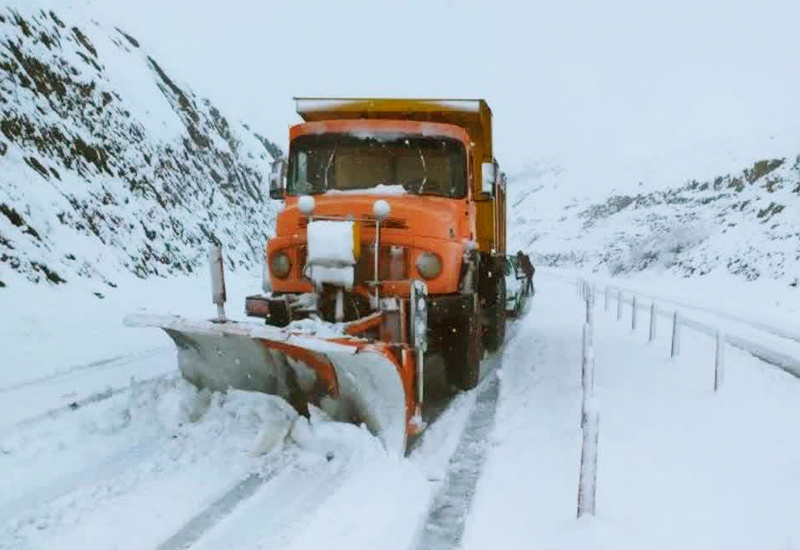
[286,134,467,198]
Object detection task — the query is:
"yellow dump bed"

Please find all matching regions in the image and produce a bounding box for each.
[294,97,493,163]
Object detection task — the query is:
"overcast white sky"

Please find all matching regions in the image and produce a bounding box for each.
[82,0,800,173]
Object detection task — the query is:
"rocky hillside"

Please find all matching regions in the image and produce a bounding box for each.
[510,151,800,287]
[0,4,282,289]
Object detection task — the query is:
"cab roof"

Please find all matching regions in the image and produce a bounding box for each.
[294,97,493,162]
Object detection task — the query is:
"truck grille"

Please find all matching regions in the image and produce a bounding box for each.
[298,216,408,230]
[298,244,409,283]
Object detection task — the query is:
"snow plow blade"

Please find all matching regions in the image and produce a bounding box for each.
[124,314,408,455]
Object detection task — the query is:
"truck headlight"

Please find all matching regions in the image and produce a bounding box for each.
[416,252,442,280]
[271,252,291,279]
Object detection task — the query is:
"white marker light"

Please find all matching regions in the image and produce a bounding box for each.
[298,195,315,216]
[373,199,391,221]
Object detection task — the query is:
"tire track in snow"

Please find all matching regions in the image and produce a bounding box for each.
[0,348,175,432]
[163,452,354,550]
[155,472,279,550]
[0,373,173,436]
[0,346,170,394]
[415,316,524,550]
[415,370,501,550]
[0,436,163,524]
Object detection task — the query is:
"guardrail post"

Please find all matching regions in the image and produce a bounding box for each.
[671,311,681,358]
[582,323,592,385]
[631,295,637,332]
[604,286,609,311]
[714,331,725,391]
[578,319,599,518]
[648,302,657,342]
[617,290,623,321]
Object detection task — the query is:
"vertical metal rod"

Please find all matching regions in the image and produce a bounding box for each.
[714,331,725,391]
[671,311,681,358]
[581,322,592,387]
[649,302,657,342]
[373,220,381,304]
[577,398,599,518]
[604,286,609,311]
[631,296,637,331]
[209,245,227,323]
[417,349,425,405]
[585,293,592,324]
[578,322,599,518]
[617,290,623,321]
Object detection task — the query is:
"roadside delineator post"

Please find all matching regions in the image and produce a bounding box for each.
[714,330,725,391]
[631,295,637,332]
[578,289,599,519]
[649,302,657,343]
[617,290,623,321]
[604,286,609,312]
[209,245,227,323]
[671,311,681,358]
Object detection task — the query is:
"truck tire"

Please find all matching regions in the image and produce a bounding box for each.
[444,300,482,390]
[483,275,506,352]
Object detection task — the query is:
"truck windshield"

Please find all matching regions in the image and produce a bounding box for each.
[286,134,467,198]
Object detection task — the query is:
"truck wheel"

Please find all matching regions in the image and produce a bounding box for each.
[483,275,506,352]
[444,302,482,390]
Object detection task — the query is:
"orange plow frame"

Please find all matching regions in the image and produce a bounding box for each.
[125,313,419,454]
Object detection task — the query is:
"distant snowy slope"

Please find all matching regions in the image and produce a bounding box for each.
[509,140,800,286]
[0,4,282,288]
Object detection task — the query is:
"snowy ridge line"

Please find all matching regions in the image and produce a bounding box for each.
[0,373,173,437]
[0,346,171,394]
[574,277,800,380]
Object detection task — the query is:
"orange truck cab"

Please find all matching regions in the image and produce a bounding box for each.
[248,98,507,390]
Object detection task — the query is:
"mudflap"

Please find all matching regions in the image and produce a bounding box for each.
[124,314,408,455]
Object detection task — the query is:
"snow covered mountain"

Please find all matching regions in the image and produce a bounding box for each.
[510,143,800,287]
[0,4,281,289]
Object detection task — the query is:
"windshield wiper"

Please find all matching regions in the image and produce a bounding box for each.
[416,146,428,194]
[323,143,338,191]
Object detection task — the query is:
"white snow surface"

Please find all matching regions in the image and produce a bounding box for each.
[306,220,355,288]
[0,270,474,549]
[462,274,800,549]
[326,184,407,196]
[2,262,800,549]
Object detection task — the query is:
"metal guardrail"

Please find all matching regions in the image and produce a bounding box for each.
[592,282,800,380]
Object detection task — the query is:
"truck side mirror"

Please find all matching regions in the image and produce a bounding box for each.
[269,159,287,200]
[481,162,496,196]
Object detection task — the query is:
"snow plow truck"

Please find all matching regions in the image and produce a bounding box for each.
[127,98,507,455]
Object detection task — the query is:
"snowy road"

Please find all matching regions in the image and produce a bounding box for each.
[2,273,800,549]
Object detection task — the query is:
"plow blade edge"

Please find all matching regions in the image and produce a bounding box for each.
[124,314,408,454]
